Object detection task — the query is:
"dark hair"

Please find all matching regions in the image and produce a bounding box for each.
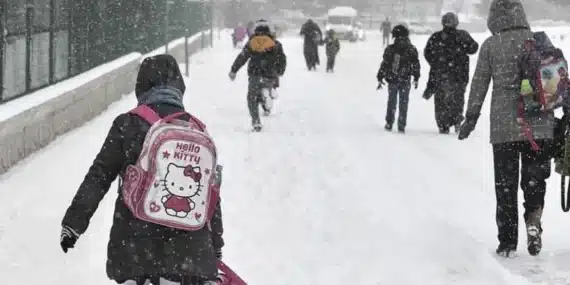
[391,25,409,38]
[442,12,459,28]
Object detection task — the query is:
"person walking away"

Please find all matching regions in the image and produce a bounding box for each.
[229,19,287,132]
[246,20,254,38]
[381,17,392,47]
[60,54,225,284]
[376,25,420,133]
[232,25,247,48]
[324,29,340,72]
[300,19,322,70]
[457,0,554,257]
[424,12,479,134]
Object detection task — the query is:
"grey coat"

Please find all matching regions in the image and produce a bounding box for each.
[465,0,554,144]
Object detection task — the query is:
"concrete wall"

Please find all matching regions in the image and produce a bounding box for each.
[0,31,212,174]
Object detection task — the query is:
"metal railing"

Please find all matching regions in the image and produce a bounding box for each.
[0,0,212,103]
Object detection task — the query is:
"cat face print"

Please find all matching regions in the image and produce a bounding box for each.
[163,163,203,198]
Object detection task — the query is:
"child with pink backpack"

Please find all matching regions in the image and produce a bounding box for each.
[60,54,245,285]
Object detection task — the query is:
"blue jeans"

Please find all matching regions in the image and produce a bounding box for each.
[385,81,411,129]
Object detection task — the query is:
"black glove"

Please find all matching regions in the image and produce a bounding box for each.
[215,247,222,260]
[377,80,385,90]
[458,113,480,140]
[60,225,79,253]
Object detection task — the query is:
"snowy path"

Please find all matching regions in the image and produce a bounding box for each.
[2,30,570,284]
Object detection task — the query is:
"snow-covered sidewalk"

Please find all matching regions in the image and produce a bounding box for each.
[1,29,570,284]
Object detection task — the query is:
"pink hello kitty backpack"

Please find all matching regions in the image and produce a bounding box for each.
[121,105,220,231]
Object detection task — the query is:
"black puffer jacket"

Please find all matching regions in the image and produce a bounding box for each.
[230,30,287,79]
[424,27,479,83]
[324,34,340,57]
[377,37,420,83]
[61,54,224,284]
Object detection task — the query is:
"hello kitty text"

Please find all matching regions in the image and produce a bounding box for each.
[172,142,201,163]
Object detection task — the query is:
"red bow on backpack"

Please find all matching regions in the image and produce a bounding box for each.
[184,166,202,182]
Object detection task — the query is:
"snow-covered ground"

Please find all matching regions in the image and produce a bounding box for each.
[2,29,570,284]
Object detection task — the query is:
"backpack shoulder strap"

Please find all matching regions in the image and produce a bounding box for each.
[188,115,206,132]
[131,105,207,132]
[162,111,189,123]
[130,105,161,124]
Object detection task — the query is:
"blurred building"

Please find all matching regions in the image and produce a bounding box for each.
[372,0,441,21]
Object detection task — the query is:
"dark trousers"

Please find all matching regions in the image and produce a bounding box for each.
[326,53,337,71]
[247,77,264,125]
[304,43,319,69]
[383,34,390,46]
[434,80,467,130]
[492,140,551,248]
[385,81,411,129]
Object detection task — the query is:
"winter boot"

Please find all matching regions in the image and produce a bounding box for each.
[496,243,517,258]
[252,123,262,132]
[398,127,405,133]
[252,119,262,132]
[439,127,450,134]
[385,123,392,131]
[526,207,543,256]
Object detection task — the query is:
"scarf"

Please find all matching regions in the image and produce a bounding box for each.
[137,85,184,108]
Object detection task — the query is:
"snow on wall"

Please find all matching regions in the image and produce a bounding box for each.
[0,31,213,175]
[0,53,141,123]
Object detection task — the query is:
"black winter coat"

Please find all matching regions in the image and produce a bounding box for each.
[324,35,340,57]
[62,54,224,283]
[230,31,287,79]
[300,20,322,47]
[424,27,479,83]
[377,37,421,84]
